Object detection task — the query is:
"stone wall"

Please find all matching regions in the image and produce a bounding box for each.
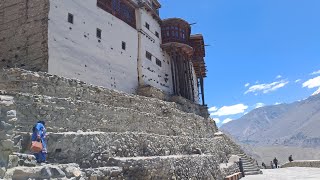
[137,85,169,101]
[281,160,320,168]
[14,132,233,168]
[6,92,215,138]
[0,94,18,167]
[107,155,223,180]
[170,95,210,118]
[0,68,209,118]
[0,0,49,71]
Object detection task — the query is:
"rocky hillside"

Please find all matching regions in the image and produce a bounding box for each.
[221,94,320,148]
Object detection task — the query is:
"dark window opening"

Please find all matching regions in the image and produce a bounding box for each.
[146,51,152,60]
[145,22,150,30]
[55,148,62,153]
[122,41,126,50]
[68,13,73,24]
[155,31,159,38]
[156,59,161,67]
[96,28,102,39]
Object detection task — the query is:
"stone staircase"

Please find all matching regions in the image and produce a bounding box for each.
[0,68,251,179]
[238,154,262,176]
[222,135,262,176]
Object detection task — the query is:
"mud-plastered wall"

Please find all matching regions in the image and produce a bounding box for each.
[0,0,49,71]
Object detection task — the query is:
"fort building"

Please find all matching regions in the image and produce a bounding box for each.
[0,1,264,178]
[0,0,207,107]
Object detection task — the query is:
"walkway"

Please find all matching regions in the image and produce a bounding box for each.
[242,167,320,180]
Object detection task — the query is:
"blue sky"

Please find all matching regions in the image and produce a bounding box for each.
[159,0,320,126]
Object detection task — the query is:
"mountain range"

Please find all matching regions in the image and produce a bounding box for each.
[221,93,320,163]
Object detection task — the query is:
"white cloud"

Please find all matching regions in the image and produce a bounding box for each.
[211,104,248,117]
[276,75,282,79]
[295,79,301,83]
[222,118,233,124]
[245,80,289,94]
[274,102,282,105]
[311,70,320,75]
[208,106,218,112]
[255,103,265,109]
[312,87,320,96]
[212,118,220,124]
[303,76,320,89]
[245,83,250,87]
[302,76,320,96]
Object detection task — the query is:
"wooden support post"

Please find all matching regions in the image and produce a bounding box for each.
[200,76,205,105]
[170,52,176,95]
[184,59,190,100]
[174,50,180,96]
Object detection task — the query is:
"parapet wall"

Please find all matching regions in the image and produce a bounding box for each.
[281,160,320,168]
[0,0,49,71]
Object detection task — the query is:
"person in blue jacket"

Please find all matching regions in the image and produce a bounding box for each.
[31,121,47,163]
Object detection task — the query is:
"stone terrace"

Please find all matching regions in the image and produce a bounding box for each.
[0,68,256,179]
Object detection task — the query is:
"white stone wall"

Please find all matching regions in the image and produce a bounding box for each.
[137,8,174,94]
[48,0,139,94]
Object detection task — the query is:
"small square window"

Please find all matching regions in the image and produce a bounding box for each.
[96,28,102,39]
[156,58,161,67]
[145,22,150,30]
[155,31,159,38]
[146,51,152,60]
[68,13,73,24]
[122,41,126,50]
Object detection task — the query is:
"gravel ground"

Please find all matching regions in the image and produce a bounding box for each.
[242,167,320,180]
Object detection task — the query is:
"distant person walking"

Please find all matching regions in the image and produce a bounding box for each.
[289,155,294,162]
[273,157,278,168]
[262,162,267,169]
[31,121,47,163]
[270,161,274,169]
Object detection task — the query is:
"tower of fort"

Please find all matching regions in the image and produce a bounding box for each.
[0,0,261,179]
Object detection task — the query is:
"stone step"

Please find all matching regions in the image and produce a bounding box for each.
[4,154,234,179]
[105,154,225,180]
[16,132,233,168]
[244,170,262,176]
[242,161,257,166]
[9,92,215,138]
[0,68,208,118]
[2,162,123,179]
[243,167,260,172]
[243,163,258,167]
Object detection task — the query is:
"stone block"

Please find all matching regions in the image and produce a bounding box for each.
[1,139,14,150]
[0,167,6,178]
[7,155,19,168]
